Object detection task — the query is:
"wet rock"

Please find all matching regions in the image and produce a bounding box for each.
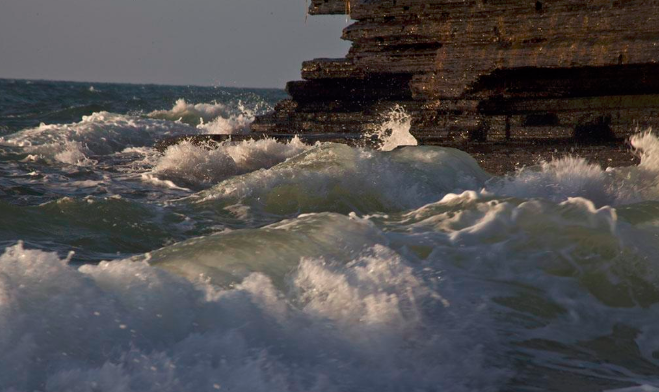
[253,0,659,171]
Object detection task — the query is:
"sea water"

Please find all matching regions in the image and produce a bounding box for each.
[1,78,659,391]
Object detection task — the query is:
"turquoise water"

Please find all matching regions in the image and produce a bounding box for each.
[1,79,659,392]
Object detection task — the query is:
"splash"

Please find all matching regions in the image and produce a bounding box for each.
[196,102,256,135]
[631,129,659,172]
[53,141,94,166]
[148,99,259,134]
[487,156,614,205]
[366,105,418,151]
[487,130,659,206]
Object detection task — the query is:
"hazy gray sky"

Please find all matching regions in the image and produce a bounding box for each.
[0,0,350,88]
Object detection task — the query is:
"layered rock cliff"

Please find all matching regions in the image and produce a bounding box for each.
[251,0,659,172]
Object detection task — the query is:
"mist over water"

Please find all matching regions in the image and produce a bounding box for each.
[1,79,659,392]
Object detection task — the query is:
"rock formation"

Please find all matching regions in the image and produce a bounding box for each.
[251,0,659,173]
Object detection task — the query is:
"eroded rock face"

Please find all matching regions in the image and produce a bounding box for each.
[252,0,659,170]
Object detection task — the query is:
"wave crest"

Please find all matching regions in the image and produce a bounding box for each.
[152,137,310,187]
[0,240,508,392]
[197,143,490,215]
[148,99,231,125]
[0,112,194,164]
[148,99,259,135]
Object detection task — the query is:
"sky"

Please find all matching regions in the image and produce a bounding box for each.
[0,0,351,88]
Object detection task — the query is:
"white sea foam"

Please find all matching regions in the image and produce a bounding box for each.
[196,113,253,135]
[53,141,95,165]
[481,130,659,206]
[6,83,659,392]
[196,102,256,135]
[0,240,509,392]
[197,143,490,215]
[5,191,659,391]
[148,99,256,134]
[152,137,310,187]
[396,191,659,387]
[486,156,616,205]
[632,130,659,171]
[0,112,194,164]
[148,99,231,125]
[153,142,239,186]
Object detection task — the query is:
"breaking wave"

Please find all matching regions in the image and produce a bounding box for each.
[197,143,490,215]
[0,112,194,164]
[0,239,508,392]
[486,130,659,206]
[4,80,659,391]
[148,99,233,125]
[151,137,311,187]
[5,186,659,390]
[148,99,259,135]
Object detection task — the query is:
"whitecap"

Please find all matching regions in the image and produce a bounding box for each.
[151,137,310,187]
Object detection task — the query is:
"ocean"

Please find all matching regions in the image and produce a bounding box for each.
[1,78,659,392]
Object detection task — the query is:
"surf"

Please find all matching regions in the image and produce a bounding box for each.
[1,80,659,391]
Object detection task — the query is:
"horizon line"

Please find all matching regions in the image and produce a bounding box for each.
[0,77,285,91]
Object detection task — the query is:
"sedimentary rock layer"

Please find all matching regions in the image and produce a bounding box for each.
[252,0,659,167]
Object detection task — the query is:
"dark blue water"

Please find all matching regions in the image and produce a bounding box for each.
[0,78,286,134]
[0,79,288,260]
